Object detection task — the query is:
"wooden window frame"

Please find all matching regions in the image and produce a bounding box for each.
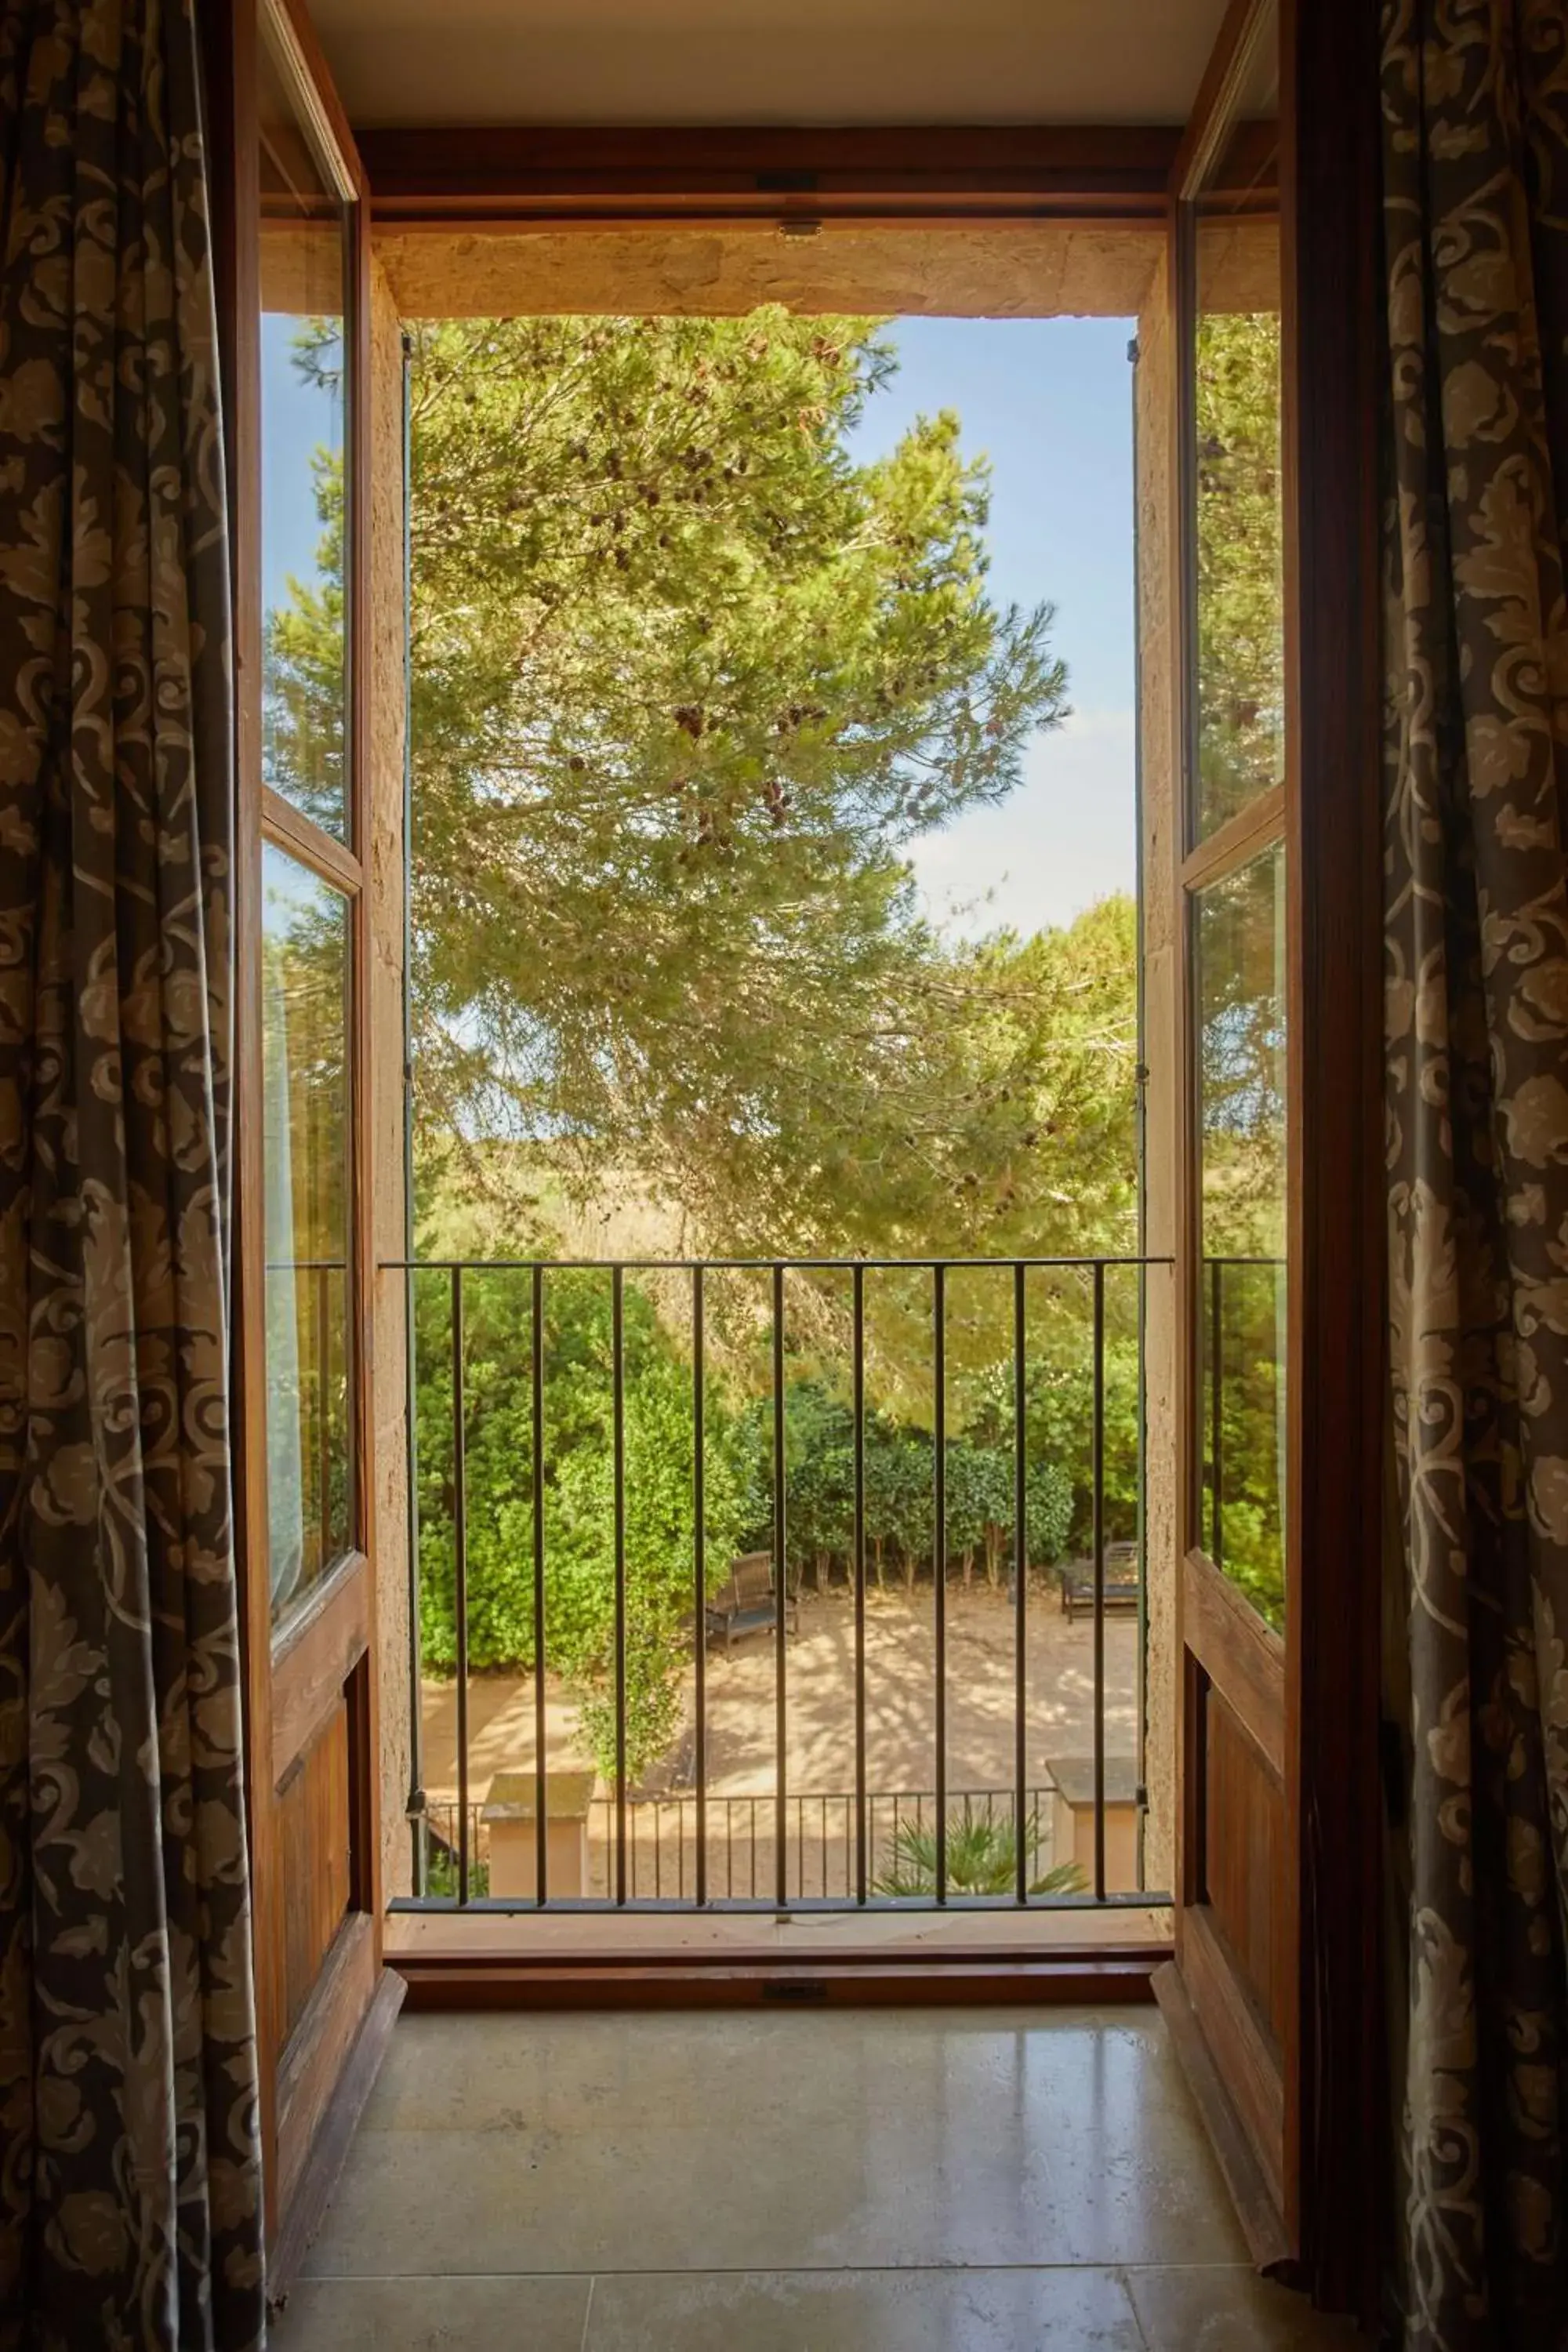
[1167,1,1295,2259]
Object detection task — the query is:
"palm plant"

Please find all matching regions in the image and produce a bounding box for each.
[873,1801,1087,1897]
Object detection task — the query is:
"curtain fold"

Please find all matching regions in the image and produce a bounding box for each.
[0,2,264,2346]
[1383,2,1568,2345]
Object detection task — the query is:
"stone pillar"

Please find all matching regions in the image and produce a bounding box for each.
[1134,241,1180,1903]
[368,246,413,1901]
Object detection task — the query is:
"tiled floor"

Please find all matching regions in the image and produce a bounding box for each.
[270,2007,1364,2350]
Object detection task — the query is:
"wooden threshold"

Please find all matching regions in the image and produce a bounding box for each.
[386,1901,1171,2009]
[394,1945,1163,2012]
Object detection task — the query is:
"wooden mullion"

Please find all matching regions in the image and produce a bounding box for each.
[261,783,362,896]
[1181,1548,1286,1780]
[270,1548,372,1781]
[1179,781,1286,896]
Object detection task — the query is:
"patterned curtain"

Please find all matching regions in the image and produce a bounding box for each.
[0,2,264,2347]
[1384,2,1568,2346]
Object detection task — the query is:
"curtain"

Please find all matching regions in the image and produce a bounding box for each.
[0,2,265,2347]
[1384,2,1568,2345]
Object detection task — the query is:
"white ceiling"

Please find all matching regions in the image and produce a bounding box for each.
[310,0,1231,130]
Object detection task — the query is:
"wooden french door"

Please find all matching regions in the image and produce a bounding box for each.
[206,0,385,2261]
[1167,0,1296,2262]
[1164,0,1384,2303]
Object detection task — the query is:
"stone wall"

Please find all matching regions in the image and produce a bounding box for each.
[368,247,412,1900]
[1134,242,1179,1899]
[377,222,1162,321]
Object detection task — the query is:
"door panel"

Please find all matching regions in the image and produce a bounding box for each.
[206,0,383,2258]
[278,1698,354,2039]
[1203,1686,1287,2047]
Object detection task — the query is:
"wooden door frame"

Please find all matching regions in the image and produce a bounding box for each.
[355,122,1180,226]
[1283,0,1384,2318]
[202,14,1385,2311]
[201,0,389,2263]
[1163,0,1384,2318]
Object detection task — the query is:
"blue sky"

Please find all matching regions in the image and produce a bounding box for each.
[847,316,1138,938]
[262,310,341,619]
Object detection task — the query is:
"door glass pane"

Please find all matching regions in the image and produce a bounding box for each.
[260,9,350,840]
[1196,843,1286,1632]
[1190,2,1282,840]
[263,845,354,1632]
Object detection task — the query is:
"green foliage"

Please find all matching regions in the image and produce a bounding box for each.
[263,325,347,835]
[265,310,1139,1272]
[423,1842,490,1900]
[417,1286,1089,1785]
[1194,310,1284,833]
[404,308,1078,1254]
[873,1803,1087,1897]
[1204,1259,1286,1632]
[1195,822,1286,1631]
[415,1268,751,1785]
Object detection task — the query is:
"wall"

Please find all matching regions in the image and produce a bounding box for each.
[368,245,413,1900]
[376,222,1163,321]
[1134,239,1178,1896]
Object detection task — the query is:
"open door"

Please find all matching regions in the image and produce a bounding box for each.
[1160,0,1384,2303]
[205,0,392,2272]
[1164,0,1294,2262]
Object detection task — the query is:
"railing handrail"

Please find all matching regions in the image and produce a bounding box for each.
[383,1251,1175,1272]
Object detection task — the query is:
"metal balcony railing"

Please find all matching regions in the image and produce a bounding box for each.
[387,1254,1173,1916]
[423,1785,1084,1904]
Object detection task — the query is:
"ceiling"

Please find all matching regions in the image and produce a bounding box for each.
[310,0,1232,130]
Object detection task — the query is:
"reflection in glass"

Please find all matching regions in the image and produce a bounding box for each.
[260,11,350,839]
[263,845,354,1629]
[1197,844,1286,1632]
[1192,2,1283,839]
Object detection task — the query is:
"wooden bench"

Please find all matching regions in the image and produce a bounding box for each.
[704,1551,800,1652]
[1056,1541,1140,1621]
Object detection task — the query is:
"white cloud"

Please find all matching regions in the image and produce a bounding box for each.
[907,709,1137,940]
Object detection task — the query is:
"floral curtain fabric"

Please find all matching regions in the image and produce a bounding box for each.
[1383,2,1568,2344]
[0,2,264,2347]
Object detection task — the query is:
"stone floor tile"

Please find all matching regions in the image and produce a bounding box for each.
[267,2273,590,2352]
[1127,2263,1368,2349]
[583,2266,1145,2351]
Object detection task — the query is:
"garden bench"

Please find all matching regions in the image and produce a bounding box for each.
[705,1551,800,1652]
[1056,1541,1140,1621]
